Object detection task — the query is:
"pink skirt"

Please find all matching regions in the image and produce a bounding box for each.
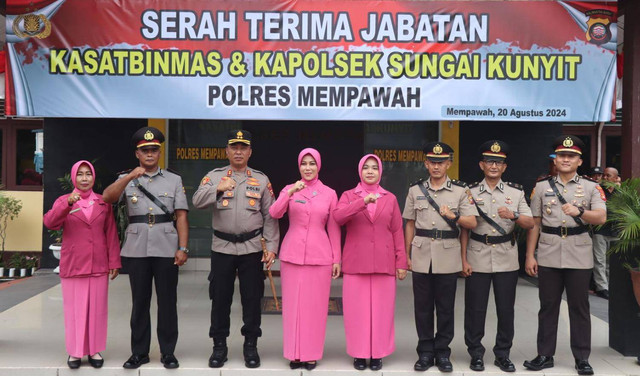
[61,275,109,357]
[343,273,396,358]
[280,261,332,361]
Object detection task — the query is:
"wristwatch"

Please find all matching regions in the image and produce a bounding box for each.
[452,213,461,222]
[574,206,585,218]
[511,211,520,221]
[178,247,190,254]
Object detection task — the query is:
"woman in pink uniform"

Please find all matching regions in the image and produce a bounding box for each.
[44,160,121,369]
[269,148,341,370]
[334,154,408,371]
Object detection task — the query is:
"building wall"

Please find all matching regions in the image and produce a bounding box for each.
[2,191,43,252]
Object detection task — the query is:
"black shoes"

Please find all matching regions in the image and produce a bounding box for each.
[305,361,317,370]
[370,358,383,371]
[209,338,228,368]
[161,354,179,369]
[523,355,554,371]
[354,358,367,370]
[67,356,81,369]
[290,360,303,369]
[436,357,453,372]
[243,337,261,368]
[88,354,104,368]
[470,356,485,371]
[414,354,435,371]
[123,354,150,369]
[595,289,609,299]
[495,357,516,372]
[575,359,594,375]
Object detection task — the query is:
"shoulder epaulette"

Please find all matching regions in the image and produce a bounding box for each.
[506,181,523,191]
[212,167,227,172]
[410,178,426,187]
[451,179,468,188]
[250,168,266,176]
[581,175,597,183]
[536,175,553,182]
[468,181,480,189]
[117,169,132,176]
[165,168,181,176]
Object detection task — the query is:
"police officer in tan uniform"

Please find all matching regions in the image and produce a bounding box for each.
[102,127,189,370]
[524,135,606,376]
[461,140,534,373]
[192,130,279,369]
[403,142,478,372]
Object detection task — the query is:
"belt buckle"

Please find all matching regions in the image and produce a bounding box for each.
[560,226,568,238]
[485,234,490,245]
[434,229,443,240]
[147,213,155,227]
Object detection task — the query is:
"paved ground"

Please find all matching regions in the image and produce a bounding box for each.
[0,265,638,376]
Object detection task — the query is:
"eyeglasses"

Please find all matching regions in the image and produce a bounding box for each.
[482,160,505,166]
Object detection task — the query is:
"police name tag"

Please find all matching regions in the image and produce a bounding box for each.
[295,199,306,204]
[545,192,555,196]
[417,196,428,200]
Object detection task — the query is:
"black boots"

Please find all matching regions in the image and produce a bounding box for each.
[208,338,228,368]
[243,337,261,368]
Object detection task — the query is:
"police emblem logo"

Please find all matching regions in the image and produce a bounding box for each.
[490,142,501,153]
[433,144,443,154]
[144,130,154,141]
[237,131,244,139]
[249,199,256,206]
[222,199,229,207]
[12,13,52,40]
[585,9,614,46]
[562,137,574,148]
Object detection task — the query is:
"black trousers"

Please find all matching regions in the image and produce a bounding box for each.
[413,270,458,357]
[125,256,179,356]
[209,251,264,339]
[464,270,518,359]
[537,266,592,360]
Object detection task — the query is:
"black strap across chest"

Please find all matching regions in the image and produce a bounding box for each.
[547,178,583,225]
[133,178,172,215]
[417,182,458,231]
[472,193,508,236]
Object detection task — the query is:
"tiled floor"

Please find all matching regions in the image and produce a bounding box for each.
[0,267,639,376]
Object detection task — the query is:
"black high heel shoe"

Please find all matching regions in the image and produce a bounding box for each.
[304,361,317,370]
[67,356,81,369]
[289,360,303,369]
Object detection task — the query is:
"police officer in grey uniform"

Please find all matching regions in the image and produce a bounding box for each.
[524,135,606,376]
[102,127,189,370]
[192,130,279,369]
[403,142,478,373]
[461,140,534,373]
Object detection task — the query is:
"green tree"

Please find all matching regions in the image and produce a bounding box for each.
[0,194,24,266]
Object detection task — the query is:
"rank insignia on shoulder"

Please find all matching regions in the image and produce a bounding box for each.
[581,175,597,183]
[468,182,480,188]
[411,178,426,187]
[451,179,467,187]
[506,182,523,191]
[536,175,553,182]
[201,176,211,186]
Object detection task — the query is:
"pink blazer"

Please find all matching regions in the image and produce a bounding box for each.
[334,188,408,275]
[44,194,121,278]
[269,182,341,265]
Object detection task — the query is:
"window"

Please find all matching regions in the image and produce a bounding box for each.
[0,119,44,190]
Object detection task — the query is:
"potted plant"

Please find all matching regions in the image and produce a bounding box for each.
[0,257,5,277]
[606,178,640,305]
[605,177,640,356]
[8,253,24,278]
[0,193,23,275]
[25,255,39,275]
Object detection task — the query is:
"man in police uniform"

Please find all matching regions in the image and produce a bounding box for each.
[403,142,478,372]
[461,140,534,372]
[192,130,279,369]
[524,135,606,375]
[102,127,189,369]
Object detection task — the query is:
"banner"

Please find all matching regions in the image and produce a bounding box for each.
[5,0,617,121]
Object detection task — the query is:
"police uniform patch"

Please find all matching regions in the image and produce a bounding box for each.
[596,185,607,201]
[201,176,211,186]
[268,182,274,197]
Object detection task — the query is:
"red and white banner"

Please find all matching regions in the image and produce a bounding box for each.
[5,0,617,121]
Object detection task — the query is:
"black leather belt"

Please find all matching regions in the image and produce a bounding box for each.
[470,231,514,245]
[541,225,589,237]
[129,213,174,225]
[415,228,459,239]
[214,228,263,243]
